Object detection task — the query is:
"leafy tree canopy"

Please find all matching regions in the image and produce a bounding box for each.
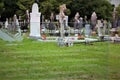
[116,4,120,18]
[0,0,113,21]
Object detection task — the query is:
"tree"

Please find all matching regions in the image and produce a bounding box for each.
[68,0,113,20]
[0,0,4,16]
[39,0,55,19]
[39,0,71,19]
[0,0,113,21]
[116,4,120,17]
[16,0,34,18]
[0,0,18,20]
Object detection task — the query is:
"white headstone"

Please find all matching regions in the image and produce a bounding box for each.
[97,20,103,37]
[56,15,59,20]
[65,16,68,27]
[30,3,41,38]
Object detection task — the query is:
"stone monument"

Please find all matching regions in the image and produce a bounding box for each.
[91,12,97,31]
[30,3,41,38]
[112,7,117,28]
[85,23,91,37]
[65,16,68,28]
[59,4,67,38]
[57,4,67,46]
[74,12,80,29]
[97,20,103,37]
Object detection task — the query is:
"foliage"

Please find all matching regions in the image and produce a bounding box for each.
[116,4,120,17]
[68,0,113,20]
[0,0,113,21]
[0,0,18,20]
[39,0,56,19]
[16,0,34,18]
[39,0,71,19]
[0,0,4,15]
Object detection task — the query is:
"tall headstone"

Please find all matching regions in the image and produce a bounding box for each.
[49,13,55,30]
[13,14,17,32]
[112,7,117,28]
[91,12,97,31]
[85,24,91,37]
[65,16,68,27]
[30,3,41,38]
[97,20,103,37]
[74,12,80,29]
[5,18,8,29]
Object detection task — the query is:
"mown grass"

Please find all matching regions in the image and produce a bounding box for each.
[0,38,119,80]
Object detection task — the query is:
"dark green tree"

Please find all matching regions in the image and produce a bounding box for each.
[116,4,120,17]
[0,0,4,17]
[0,0,113,21]
[16,0,34,18]
[39,0,71,19]
[1,0,18,20]
[68,0,113,20]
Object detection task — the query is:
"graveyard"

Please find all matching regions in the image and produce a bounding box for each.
[0,1,120,80]
[0,21,120,79]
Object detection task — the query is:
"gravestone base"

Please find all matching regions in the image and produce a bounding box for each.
[57,37,65,47]
[57,37,73,47]
[29,36,41,40]
[29,15,41,38]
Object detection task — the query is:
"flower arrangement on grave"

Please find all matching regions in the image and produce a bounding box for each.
[78,33,84,40]
[91,31,96,36]
[41,33,46,40]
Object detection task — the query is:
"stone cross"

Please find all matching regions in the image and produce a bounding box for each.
[59,4,67,38]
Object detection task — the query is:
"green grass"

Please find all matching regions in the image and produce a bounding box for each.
[0,38,120,80]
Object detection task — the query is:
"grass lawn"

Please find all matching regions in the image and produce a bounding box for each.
[0,38,120,80]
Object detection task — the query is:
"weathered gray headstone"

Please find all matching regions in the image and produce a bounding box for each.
[97,20,103,37]
[65,16,68,28]
[85,24,91,37]
[91,12,97,31]
[5,18,8,29]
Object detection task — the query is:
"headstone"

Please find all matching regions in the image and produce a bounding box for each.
[112,7,117,28]
[57,37,65,46]
[41,15,46,31]
[25,10,30,24]
[74,12,80,29]
[97,20,103,37]
[56,15,59,20]
[79,17,83,29]
[13,14,17,32]
[91,12,97,31]
[24,10,30,30]
[5,18,8,29]
[97,20,105,37]
[103,20,107,35]
[49,13,55,35]
[65,16,68,28]
[85,24,91,37]
[30,3,41,38]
